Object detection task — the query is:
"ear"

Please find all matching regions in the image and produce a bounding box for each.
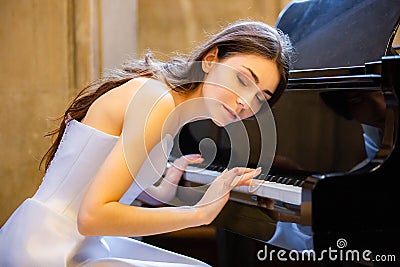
[202,47,219,73]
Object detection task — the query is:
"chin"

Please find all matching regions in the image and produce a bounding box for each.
[211,118,239,127]
[211,118,226,127]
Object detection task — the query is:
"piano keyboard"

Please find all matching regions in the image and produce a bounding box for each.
[174,164,303,205]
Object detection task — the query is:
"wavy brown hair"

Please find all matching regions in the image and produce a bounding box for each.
[40,20,294,170]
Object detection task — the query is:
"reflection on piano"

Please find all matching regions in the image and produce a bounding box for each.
[168,0,400,266]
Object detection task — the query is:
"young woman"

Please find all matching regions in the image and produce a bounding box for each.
[0,20,293,266]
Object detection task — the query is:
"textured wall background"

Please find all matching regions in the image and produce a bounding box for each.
[136,0,289,61]
[0,0,76,225]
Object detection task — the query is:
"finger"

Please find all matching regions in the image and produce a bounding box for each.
[174,154,201,164]
[234,167,262,176]
[216,167,256,187]
[218,167,238,185]
[172,154,202,170]
[189,157,205,164]
[249,179,264,193]
[231,167,262,187]
[182,154,202,160]
[240,178,263,188]
[180,154,204,164]
[232,167,261,178]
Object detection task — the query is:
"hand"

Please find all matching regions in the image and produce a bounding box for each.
[165,154,204,184]
[170,154,205,170]
[140,154,204,205]
[196,166,261,225]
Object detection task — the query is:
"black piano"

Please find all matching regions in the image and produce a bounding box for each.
[165,0,400,266]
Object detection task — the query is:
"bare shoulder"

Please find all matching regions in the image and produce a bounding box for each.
[82,77,175,136]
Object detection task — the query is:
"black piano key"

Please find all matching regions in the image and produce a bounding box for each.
[257,173,267,181]
[276,176,284,183]
[210,165,219,171]
[292,179,304,187]
[269,175,278,182]
[216,165,226,172]
[267,175,276,181]
[285,178,295,185]
[285,177,293,184]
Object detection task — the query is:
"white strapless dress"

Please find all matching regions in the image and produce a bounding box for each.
[0,120,210,267]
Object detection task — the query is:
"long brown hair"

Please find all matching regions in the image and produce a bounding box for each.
[40,20,294,170]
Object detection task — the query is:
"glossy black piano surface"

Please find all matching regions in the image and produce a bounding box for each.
[276,0,400,70]
[167,0,400,266]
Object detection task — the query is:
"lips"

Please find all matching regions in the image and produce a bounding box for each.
[222,105,238,120]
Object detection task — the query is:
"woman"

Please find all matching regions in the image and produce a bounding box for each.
[0,20,293,266]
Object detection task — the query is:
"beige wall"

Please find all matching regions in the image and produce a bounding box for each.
[0,0,76,225]
[101,0,137,73]
[137,0,290,61]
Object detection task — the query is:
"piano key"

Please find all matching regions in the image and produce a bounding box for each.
[285,178,294,185]
[178,165,302,205]
[256,173,267,180]
[269,175,278,182]
[265,174,274,181]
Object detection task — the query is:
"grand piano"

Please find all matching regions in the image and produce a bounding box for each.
[165,0,400,266]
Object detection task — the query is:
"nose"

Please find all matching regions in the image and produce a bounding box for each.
[236,97,254,117]
[237,97,250,110]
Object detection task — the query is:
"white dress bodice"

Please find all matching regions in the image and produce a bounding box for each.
[33,119,119,220]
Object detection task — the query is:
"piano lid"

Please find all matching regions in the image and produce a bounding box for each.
[276,0,400,70]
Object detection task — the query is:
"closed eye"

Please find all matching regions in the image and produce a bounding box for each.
[257,91,273,102]
[236,73,248,87]
[264,90,274,97]
[263,90,274,99]
[255,92,267,103]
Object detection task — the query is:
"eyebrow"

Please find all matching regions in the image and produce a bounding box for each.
[241,65,259,84]
[263,90,274,97]
[241,65,274,97]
